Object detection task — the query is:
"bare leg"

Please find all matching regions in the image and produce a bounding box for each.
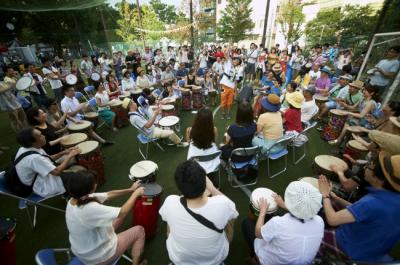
[89,129,106,143]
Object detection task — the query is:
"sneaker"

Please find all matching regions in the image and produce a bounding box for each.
[177,142,189,148]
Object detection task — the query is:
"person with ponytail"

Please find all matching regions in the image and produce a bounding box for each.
[65,170,147,265]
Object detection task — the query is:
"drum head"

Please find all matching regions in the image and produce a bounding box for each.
[314,95,328,101]
[121,91,130,97]
[330,109,348,116]
[348,140,367,151]
[60,133,88,146]
[162,97,176,104]
[84,112,99,118]
[347,126,364,133]
[0,217,16,238]
[16,76,33,91]
[314,155,348,172]
[159,116,179,127]
[76,141,99,155]
[67,120,92,131]
[130,160,158,179]
[162,104,174,110]
[251,188,277,213]
[193,87,201,92]
[142,183,163,197]
[299,177,319,190]
[91,72,101,81]
[66,74,78,85]
[133,89,143,95]
[109,99,122,107]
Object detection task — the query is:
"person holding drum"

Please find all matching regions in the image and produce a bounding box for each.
[14,127,81,197]
[61,85,112,146]
[0,66,28,132]
[283,91,304,133]
[301,86,319,124]
[318,152,400,262]
[105,74,121,100]
[242,181,323,265]
[252,94,284,155]
[136,67,153,90]
[160,66,175,86]
[314,66,331,96]
[123,98,187,147]
[42,58,64,102]
[94,82,118,132]
[159,160,238,265]
[65,170,147,265]
[330,85,380,145]
[44,98,68,130]
[24,63,48,108]
[121,69,136,93]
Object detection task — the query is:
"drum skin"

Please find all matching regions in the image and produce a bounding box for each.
[161,105,175,117]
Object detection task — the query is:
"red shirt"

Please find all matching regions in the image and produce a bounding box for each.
[284,108,302,133]
[214,51,225,58]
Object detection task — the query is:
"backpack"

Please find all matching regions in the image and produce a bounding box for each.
[5,151,40,197]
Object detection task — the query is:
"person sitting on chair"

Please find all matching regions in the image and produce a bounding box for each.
[122,98,187,147]
[159,160,238,265]
[242,181,323,265]
[14,127,80,197]
[65,170,147,265]
[318,152,400,262]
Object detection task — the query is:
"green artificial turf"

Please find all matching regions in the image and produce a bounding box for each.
[0,96,398,264]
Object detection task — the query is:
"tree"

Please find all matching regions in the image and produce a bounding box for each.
[140,5,165,40]
[216,0,254,42]
[276,0,305,45]
[305,5,378,50]
[150,0,178,24]
[166,16,191,44]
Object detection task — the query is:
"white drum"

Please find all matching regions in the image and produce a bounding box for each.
[66,74,78,85]
[67,120,92,133]
[250,188,278,216]
[158,116,179,128]
[129,160,158,183]
[91,72,101,82]
[16,76,34,91]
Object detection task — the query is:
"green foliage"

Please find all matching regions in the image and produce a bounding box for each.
[276,0,306,44]
[305,5,378,50]
[216,0,254,43]
[149,0,179,24]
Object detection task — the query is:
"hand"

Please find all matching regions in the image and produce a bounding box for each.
[79,103,87,111]
[68,148,81,157]
[66,146,79,153]
[133,186,145,197]
[329,164,346,173]
[154,107,162,115]
[258,198,269,215]
[330,191,339,200]
[318,175,331,197]
[130,180,141,191]
[272,193,285,209]
[342,153,356,164]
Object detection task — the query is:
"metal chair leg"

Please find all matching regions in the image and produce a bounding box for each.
[293,144,306,165]
[25,203,34,229]
[269,154,288,178]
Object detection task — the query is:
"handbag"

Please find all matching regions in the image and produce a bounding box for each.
[179,197,234,242]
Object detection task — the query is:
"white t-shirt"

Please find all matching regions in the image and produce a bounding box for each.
[255,213,324,265]
[187,143,220,174]
[199,54,208,68]
[301,99,319,123]
[159,195,238,265]
[247,49,259,64]
[42,66,63,90]
[61,96,82,123]
[121,77,136,92]
[15,147,64,197]
[129,111,153,135]
[370,59,400,86]
[80,60,93,77]
[220,60,239,89]
[212,61,224,75]
[308,70,320,81]
[98,57,112,72]
[95,91,110,111]
[66,193,120,265]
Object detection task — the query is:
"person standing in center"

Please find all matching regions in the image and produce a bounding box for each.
[220,52,244,120]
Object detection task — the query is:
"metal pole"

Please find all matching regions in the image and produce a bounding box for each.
[190,0,194,47]
[383,67,400,105]
[261,0,271,48]
[357,35,376,80]
[136,0,146,50]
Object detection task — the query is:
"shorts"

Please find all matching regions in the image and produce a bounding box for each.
[246,63,256,74]
[220,85,235,108]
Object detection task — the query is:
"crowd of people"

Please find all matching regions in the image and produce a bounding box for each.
[0,40,400,265]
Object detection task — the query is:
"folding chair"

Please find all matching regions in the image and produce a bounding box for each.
[83,85,95,98]
[262,135,295,178]
[87,98,111,130]
[290,121,317,165]
[35,248,131,265]
[132,124,165,159]
[190,150,222,188]
[224,146,261,188]
[74,91,88,102]
[0,171,65,229]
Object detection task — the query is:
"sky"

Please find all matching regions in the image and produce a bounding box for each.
[106,0,181,8]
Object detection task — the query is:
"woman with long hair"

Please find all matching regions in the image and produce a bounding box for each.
[186,108,219,175]
[94,82,118,131]
[65,170,146,265]
[105,74,121,99]
[221,101,257,162]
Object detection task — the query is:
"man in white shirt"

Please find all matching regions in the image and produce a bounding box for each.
[24,63,48,108]
[159,160,238,265]
[60,85,111,145]
[220,56,243,119]
[14,127,80,197]
[98,52,112,72]
[369,46,400,91]
[301,86,319,123]
[242,181,324,265]
[246,43,259,82]
[122,98,187,147]
[160,66,175,85]
[42,59,63,102]
[80,54,93,78]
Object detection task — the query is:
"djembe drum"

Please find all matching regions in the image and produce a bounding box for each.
[128,160,158,184]
[67,120,92,134]
[76,141,105,185]
[110,100,129,128]
[192,87,203,109]
[60,133,88,149]
[181,89,192,110]
[248,188,278,222]
[322,109,348,141]
[313,155,348,181]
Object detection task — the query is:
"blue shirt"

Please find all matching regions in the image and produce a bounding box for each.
[260,78,281,96]
[336,187,400,261]
[176,68,188,79]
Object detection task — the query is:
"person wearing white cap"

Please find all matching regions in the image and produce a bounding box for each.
[242,181,324,265]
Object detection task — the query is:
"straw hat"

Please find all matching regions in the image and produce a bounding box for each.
[272,63,282,72]
[122,98,132,109]
[390,116,400,129]
[286,91,304,108]
[379,151,400,192]
[284,181,322,220]
[349,80,364,89]
[261,94,281,112]
[368,130,400,155]
[137,67,145,74]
